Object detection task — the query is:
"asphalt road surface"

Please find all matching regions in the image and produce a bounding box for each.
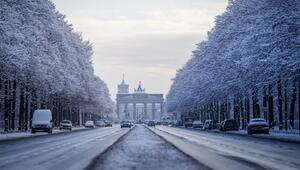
[151,126,300,170]
[1,125,299,170]
[89,125,206,170]
[0,126,129,170]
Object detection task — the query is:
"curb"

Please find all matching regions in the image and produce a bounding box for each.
[146,126,212,170]
[84,125,136,170]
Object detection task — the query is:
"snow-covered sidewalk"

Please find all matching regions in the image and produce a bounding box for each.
[180,126,300,143]
[218,129,300,143]
[0,126,87,142]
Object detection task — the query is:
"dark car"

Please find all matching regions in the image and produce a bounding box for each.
[247,118,269,135]
[184,117,194,128]
[192,121,203,129]
[203,120,219,130]
[147,121,155,127]
[121,121,131,128]
[220,119,238,131]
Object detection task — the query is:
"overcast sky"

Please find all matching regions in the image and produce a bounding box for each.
[52,0,228,100]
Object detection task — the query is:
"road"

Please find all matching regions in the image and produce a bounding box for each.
[0,126,129,170]
[89,125,205,170]
[150,126,300,170]
[1,125,299,170]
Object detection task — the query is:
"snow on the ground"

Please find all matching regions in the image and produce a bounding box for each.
[178,126,300,142]
[0,126,86,141]
[90,125,206,170]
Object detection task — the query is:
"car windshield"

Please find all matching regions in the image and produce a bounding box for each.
[61,120,70,124]
[251,119,265,123]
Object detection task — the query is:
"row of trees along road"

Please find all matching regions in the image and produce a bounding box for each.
[0,0,114,131]
[166,0,300,131]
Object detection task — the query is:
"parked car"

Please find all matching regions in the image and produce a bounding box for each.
[247,118,269,135]
[105,120,113,127]
[203,120,212,130]
[220,119,239,131]
[95,120,106,127]
[203,120,220,130]
[85,121,95,128]
[121,121,131,128]
[129,120,135,127]
[31,109,53,134]
[147,121,156,127]
[184,117,194,128]
[192,120,203,129]
[174,120,183,127]
[59,120,72,131]
[155,121,162,125]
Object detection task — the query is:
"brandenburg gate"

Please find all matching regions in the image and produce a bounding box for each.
[116,78,164,121]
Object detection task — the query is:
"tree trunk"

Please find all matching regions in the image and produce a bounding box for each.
[284,80,288,130]
[268,85,274,128]
[290,78,296,129]
[278,80,283,130]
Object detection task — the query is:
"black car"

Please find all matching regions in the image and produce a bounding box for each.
[247,118,269,135]
[121,121,131,128]
[220,119,239,131]
[147,121,155,127]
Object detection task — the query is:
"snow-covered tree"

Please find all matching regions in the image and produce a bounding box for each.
[0,0,113,131]
[167,0,300,131]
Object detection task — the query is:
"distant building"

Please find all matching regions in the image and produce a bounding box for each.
[116,77,164,121]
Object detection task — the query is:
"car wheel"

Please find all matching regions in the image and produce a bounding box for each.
[265,130,269,134]
[31,129,36,134]
[70,128,72,131]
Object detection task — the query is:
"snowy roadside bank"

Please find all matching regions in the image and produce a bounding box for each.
[149,126,300,170]
[0,126,89,142]
[175,126,300,144]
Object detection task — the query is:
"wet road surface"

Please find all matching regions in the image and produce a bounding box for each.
[0,126,129,170]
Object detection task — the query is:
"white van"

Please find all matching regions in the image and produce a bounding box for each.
[31,109,53,134]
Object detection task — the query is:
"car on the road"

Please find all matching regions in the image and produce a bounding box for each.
[147,121,155,127]
[220,119,239,131]
[247,118,269,135]
[174,120,183,127]
[105,120,113,127]
[203,120,219,130]
[203,120,212,130]
[184,117,194,128]
[155,121,162,125]
[95,120,106,127]
[59,120,72,131]
[129,120,135,127]
[31,109,53,134]
[121,121,131,128]
[85,121,95,128]
[192,120,203,129]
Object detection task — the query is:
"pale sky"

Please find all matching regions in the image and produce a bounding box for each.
[52,0,228,100]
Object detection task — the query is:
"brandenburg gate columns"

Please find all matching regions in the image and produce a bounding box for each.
[116,79,164,121]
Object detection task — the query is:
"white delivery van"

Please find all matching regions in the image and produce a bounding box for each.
[31,109,53,134]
